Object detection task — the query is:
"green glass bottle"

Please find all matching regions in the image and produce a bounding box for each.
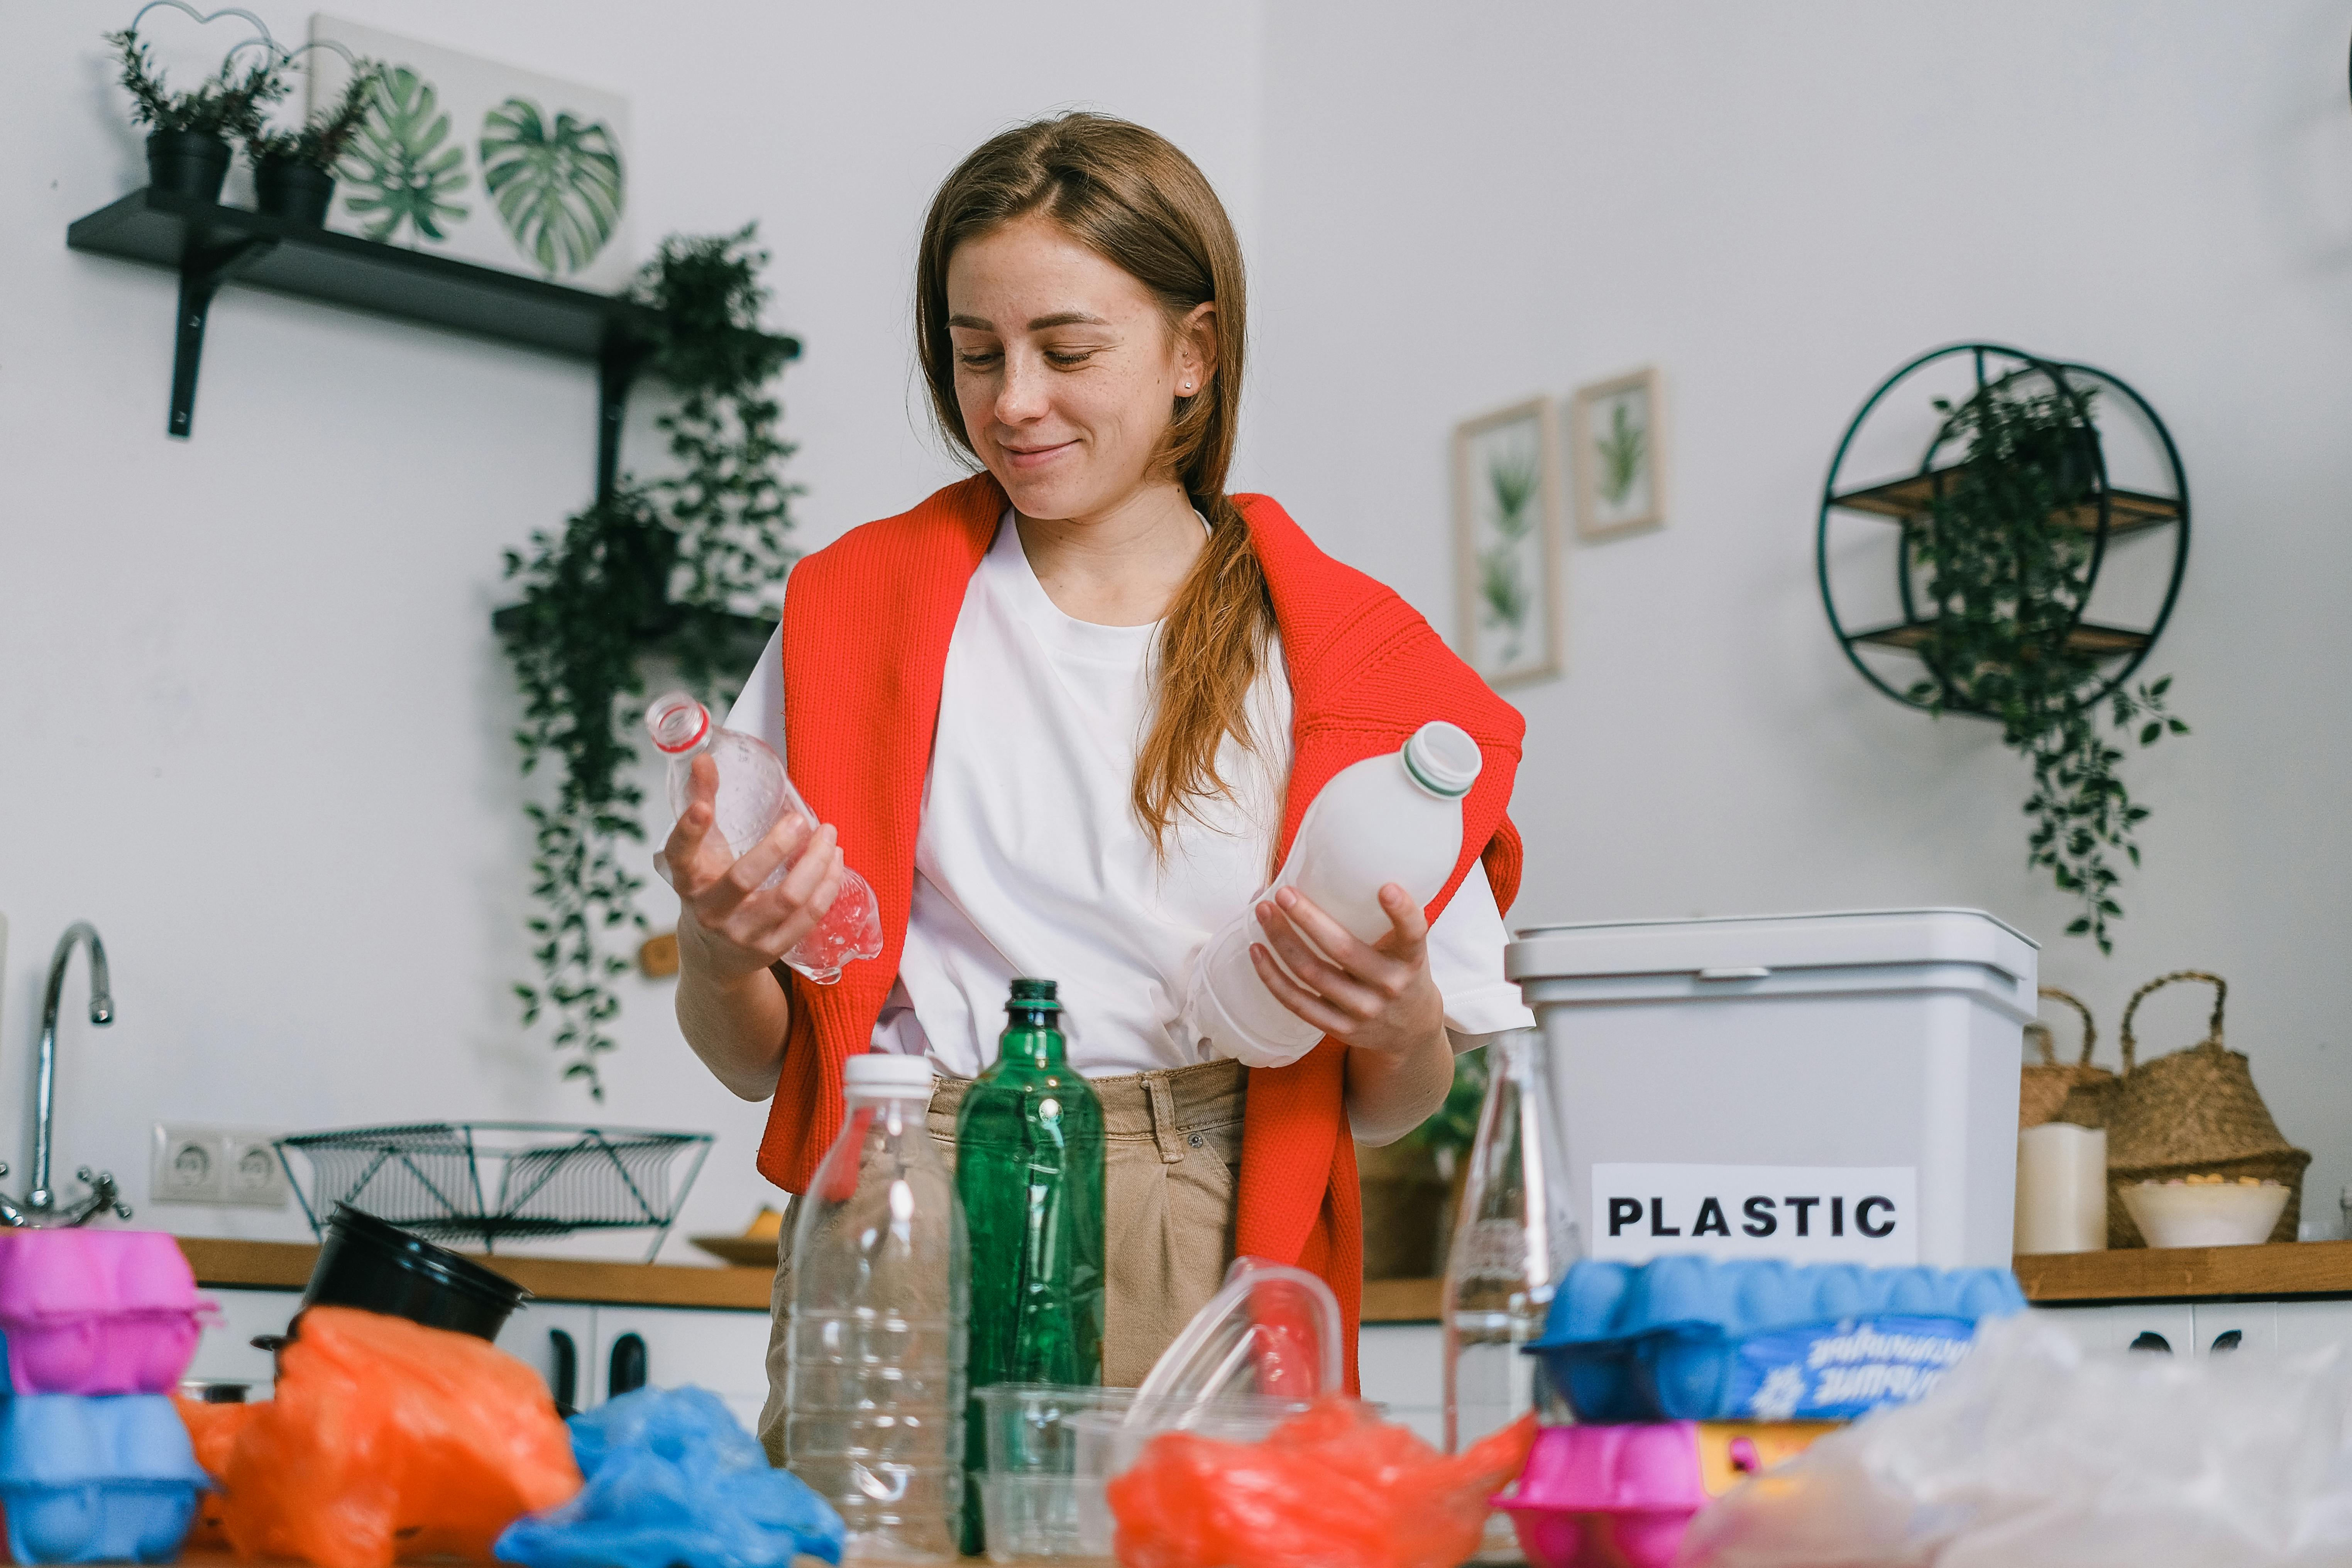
[955,977,1106,1554]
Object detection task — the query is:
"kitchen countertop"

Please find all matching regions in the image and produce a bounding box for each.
[176,1237,775,1311]
[1366,1243,2352,1323]
[190,1238,2352,1318]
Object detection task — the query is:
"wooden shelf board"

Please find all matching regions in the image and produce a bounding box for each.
[175,1235,775,1311]
[1830,467,2179,537]
[1848,618,2150,658]
[2014,1240,2352,1303]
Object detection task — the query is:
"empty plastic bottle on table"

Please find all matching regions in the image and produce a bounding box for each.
[645,690,883,983]
[1443,1026,1579,1565]
[954,977,1105,1557]
[785,1052,968,1564]
[1187,721,1483,1067]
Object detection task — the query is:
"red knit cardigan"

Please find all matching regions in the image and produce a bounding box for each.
[756,474,1525,1386]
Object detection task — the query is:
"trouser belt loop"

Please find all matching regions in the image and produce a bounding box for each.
[1147,1072,1186,1165]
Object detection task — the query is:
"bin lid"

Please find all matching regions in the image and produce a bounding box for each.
[1506,908,2036,984]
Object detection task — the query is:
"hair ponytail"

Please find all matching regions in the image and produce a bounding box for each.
[915,113,1279,855]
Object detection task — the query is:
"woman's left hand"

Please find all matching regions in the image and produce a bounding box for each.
[1249,884,1446,1056]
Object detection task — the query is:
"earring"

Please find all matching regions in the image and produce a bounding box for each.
[1181,379,1196,394]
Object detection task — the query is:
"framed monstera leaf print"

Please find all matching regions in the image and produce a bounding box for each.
[307,14,635,290]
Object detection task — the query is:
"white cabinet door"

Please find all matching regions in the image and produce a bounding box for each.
[494,1300,601,1410]
[184,1287,300,1396]
[2033,1302,2197,1357]
[2191,1301,2276,1357]
[2277,1301,2352,1358]
[592,1305,774,1431]
[1358,1324,1444,1449]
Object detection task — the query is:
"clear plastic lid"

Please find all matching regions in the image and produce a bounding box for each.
[1123,1257,1343,1429]
[645,691,711,756]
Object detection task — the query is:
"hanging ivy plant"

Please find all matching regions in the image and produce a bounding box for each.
[1906,379,2187,954]
[501,226,801,1097]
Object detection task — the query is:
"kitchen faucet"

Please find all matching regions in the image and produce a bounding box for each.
[0,922,132,1228]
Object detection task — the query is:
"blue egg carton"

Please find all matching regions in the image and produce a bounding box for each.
[1525,1258,2026,1424]
[0,1394,210,1564]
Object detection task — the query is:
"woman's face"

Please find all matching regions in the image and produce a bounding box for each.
[946,214,1211,524]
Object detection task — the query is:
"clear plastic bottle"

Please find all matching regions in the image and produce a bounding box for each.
[1185,721,1483,1066]
[645,690,884,983]
[1442,1026,1578,1563]
[785,1052,967,1563]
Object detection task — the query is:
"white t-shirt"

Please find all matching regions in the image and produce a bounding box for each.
[726,513,1533,1078]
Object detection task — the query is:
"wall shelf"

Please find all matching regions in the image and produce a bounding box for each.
[63,186,800,498]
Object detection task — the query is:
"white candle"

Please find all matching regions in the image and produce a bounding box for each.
[2015,1122,2108,1254]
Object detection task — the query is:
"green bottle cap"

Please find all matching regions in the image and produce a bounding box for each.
[1009,977,1059,1005]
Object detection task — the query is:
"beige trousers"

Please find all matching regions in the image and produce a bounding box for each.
[758,1057,1247,1466]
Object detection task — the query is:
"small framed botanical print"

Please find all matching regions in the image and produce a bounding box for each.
[1453,395,1565,689]
[1570,366,1667,541]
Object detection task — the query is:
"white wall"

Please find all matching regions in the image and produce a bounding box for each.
[9,1,2352,1260]
[1250,3,2352,1220]
[0,0,1262,1257]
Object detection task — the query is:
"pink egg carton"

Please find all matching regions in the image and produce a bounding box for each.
[0,1230,217,1395]
[1493,1420,1836,1568]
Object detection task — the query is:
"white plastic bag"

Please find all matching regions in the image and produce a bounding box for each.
[1678,1313,2352,1568]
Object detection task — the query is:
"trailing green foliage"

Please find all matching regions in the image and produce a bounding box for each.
[246,59,383,169]
[1907,380,2187,954]
[501,227,799,1096]
[107,26,288,139]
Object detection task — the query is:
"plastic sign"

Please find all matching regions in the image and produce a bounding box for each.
[1589,1164,1920,1265]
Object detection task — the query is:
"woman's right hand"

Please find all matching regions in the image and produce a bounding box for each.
[660,753,846,987]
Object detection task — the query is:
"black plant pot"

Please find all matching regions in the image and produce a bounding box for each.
[254,157,336,226]
[145,130,232,203]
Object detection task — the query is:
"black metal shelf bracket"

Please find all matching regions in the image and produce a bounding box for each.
[596,335,653,504]
[169,236,278,438]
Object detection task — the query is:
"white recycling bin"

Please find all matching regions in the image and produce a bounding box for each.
[1505,909,2036,1269]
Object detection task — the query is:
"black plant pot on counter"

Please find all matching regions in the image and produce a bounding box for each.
[145,130,232,203]
[253,157,335,225]
[251,1204,530,1353]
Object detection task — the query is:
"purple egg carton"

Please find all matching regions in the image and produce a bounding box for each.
[0,1394,210,1564]
[0,1230,215,1396]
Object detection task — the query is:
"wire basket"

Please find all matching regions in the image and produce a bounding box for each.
[274,1122,714,1262]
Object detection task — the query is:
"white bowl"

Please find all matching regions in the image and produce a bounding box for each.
[2120,1179,2289,1248]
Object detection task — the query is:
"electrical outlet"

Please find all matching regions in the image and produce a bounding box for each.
[151,1125,291,1207]
[152,1124,226,1203]
[221,1131,291,1207]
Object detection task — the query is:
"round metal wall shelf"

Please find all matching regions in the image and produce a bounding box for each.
[1817,342,2190,717]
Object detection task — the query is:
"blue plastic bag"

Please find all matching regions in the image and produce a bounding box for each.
[495,1387,845,1568]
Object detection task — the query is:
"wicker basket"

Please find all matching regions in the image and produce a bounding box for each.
[2020,987,2110,1129]
[2080,972,2310,1248]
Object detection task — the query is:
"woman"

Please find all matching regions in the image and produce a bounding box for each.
[661,113,1532,1454]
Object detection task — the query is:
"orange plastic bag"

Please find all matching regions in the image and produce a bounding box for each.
[1107,1397,1537,1568]
[208,1306,580,1568]
[174,1394,262,1550]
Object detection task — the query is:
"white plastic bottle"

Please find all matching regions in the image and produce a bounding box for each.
[787,1051,968,1563]
[1184,721,1482,1067]
[645,690,884,984]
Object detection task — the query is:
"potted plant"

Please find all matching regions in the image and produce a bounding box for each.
[1908,377,2188,953]
[105,25,288,204]
[246,60,381,224]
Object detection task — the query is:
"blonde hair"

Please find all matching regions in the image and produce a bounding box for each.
[915,113,1277,855]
